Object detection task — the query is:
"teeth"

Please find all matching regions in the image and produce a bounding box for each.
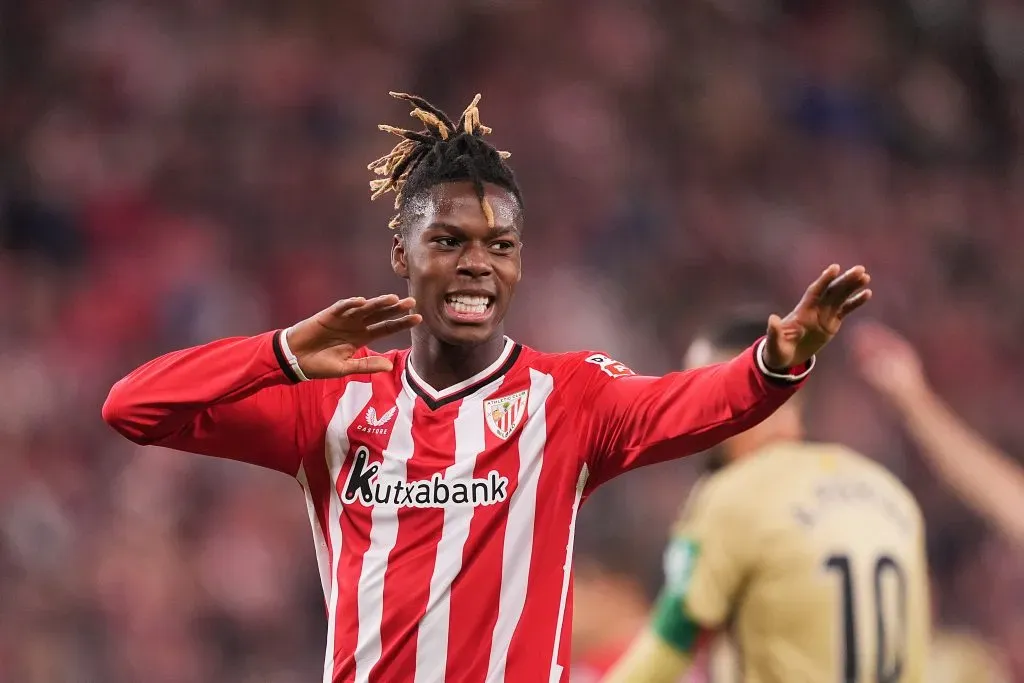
[446,294,490,315]
[450,301,487,314]
[447,295,489,306]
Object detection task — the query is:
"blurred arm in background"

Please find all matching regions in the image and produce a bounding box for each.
[852,322,1024,544]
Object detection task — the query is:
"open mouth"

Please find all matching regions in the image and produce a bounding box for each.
[444,293,495,323]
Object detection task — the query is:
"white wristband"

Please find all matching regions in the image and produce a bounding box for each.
[280,327,310,382]
[755,338,815,382]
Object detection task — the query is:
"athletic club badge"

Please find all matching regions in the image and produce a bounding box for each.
[484,390,529,440]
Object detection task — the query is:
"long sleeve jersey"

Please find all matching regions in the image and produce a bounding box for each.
[102,331,810,683]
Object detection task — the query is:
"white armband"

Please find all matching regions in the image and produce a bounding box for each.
[280,327,310,382]
[755,338,815,382]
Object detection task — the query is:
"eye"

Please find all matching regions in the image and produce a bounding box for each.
[432,236,460,248]
[491,240,516,252]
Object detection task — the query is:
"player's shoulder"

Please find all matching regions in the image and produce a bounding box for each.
[671,472,722,528]
[690,441,893,507]
[695,441,810,494]
[673,464,763,531]
[759,440,923,515]
[825,442,919,500]
[520,346,638,381]
[740,440,894,481]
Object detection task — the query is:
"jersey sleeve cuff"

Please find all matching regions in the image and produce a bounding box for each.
[273,328,310,383]
[754,338,815,384]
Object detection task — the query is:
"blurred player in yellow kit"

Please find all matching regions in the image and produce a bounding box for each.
[605,312,931,683]
[674,626,1008,683]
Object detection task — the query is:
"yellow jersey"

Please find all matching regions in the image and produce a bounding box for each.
[605,441,930,683]
[697,628,1008,683]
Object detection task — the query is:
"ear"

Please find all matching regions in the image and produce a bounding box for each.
[391,234,409,279]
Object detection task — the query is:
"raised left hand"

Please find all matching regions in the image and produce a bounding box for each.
[763,264,872,370]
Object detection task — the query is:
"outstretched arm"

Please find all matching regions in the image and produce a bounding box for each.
[579,341,810,487]
[102,295,421,475]
[582,264,871,486]
[103,331,321,474]
[853,323,1024,544]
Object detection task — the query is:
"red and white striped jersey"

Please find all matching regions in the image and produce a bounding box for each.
[102,331,810,683]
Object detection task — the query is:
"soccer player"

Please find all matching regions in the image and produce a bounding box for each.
[852,322,1024,545]
[101,92,872,683]
[605,312,929,683]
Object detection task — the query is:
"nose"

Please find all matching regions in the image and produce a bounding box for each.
[456,242,492,278]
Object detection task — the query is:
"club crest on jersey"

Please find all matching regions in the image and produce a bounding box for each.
[357,405,397,435]
[585,353,635,378]
[484,389,529,440]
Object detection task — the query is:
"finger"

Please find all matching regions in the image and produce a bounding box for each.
[780,325,803,342]
[822,267,869,303]
[365,313,423,337]
[804,264,842,299]
[765,313,783,346]
[837,289,872,319]
[763,314,795,369]
[819,266,868,299]
[768,313,804,341]
[326,297,368,317]
[347,294,404,319]
[361,298,417,326]
[341,355,395,375]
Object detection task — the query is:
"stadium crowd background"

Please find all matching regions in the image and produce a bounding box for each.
[2,0,1023,680]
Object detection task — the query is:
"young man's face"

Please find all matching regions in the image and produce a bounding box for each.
[392,181,523,346]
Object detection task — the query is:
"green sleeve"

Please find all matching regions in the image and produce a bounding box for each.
[651,537,703,653]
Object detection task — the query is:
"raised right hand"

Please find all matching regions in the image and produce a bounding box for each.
[285,295,421,379]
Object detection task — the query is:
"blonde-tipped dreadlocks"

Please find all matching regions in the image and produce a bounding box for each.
[368,92,520,232]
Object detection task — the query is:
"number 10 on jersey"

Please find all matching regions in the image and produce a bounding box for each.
[824,554,907,683]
